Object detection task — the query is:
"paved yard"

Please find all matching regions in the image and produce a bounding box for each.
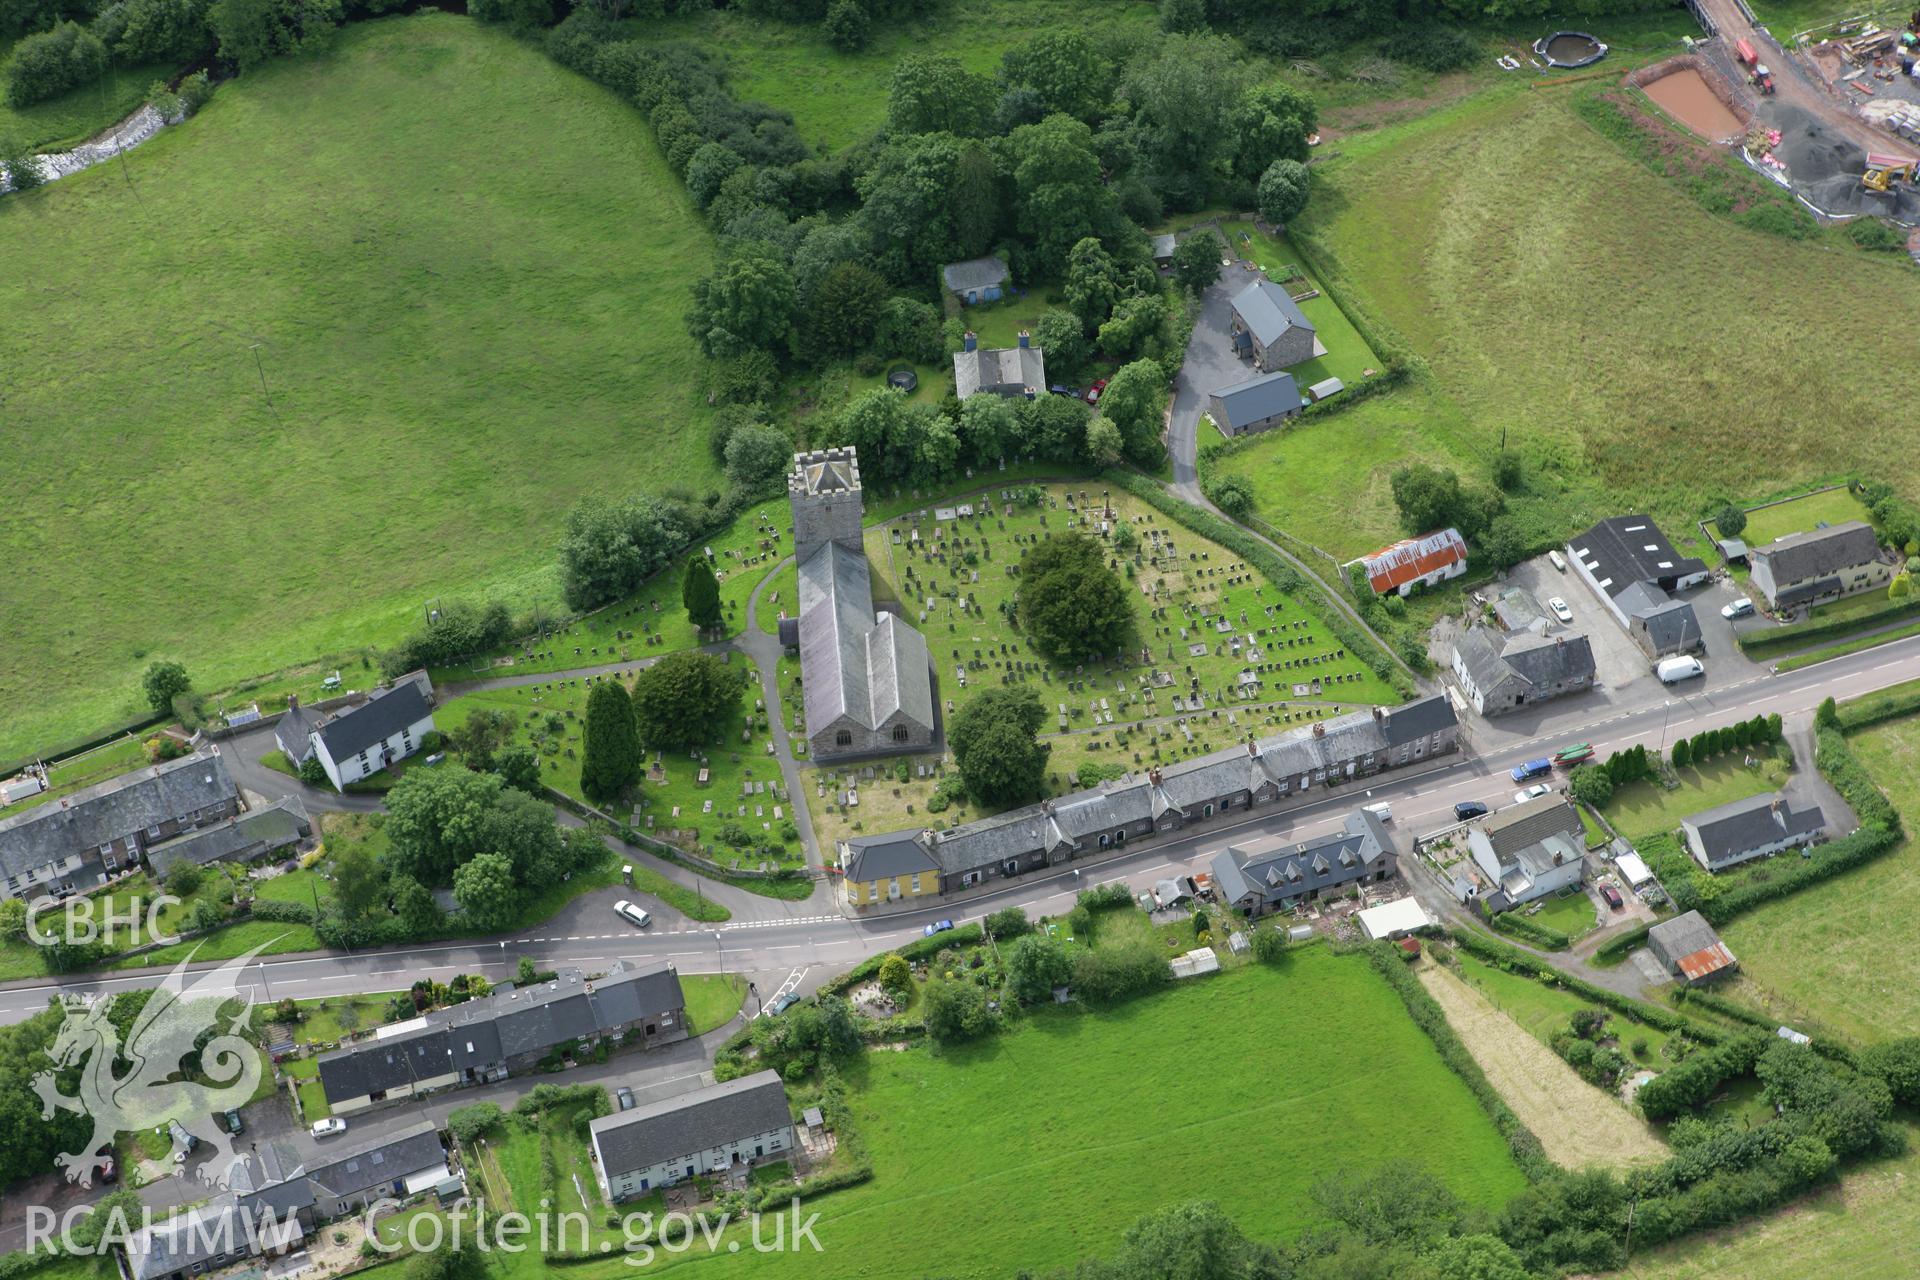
[1169,259,1270,489]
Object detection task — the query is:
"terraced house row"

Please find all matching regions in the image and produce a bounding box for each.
[837,695,1459,904]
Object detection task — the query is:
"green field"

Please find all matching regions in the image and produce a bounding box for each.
[1718,715,1920,1042]
[1288,85,1920,552]
[0,13,717,762]
[625,0,1158,152]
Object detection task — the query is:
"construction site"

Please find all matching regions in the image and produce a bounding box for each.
[1628,0,1920,223]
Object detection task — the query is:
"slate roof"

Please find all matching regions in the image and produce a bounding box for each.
[590,1070,792,1178]
[125,1196,301,1280]
[1478,794,1583,862]
[314,672,433,762]
[909,696,1454,877]
[1230,279,1315,347]
[941,255,1009,294]
[145,795,311,875]
[1681,792,1825,864]
[0,751,236,881]
[1638,599,1703,653]
[436,962,684,1062]
[1210,370,1302,429]
[1569,516,1707,598]
[230,1143,315,1219]
[1751,520,1880,586]
[841,831,939,882]
[1455,628,1594,701]
[1150,233,1177,260]
[953,344,1046,398]
[276,700,321,763]
[305,1121,445,1201]
[316,1022,454,1103]
[1209,809,1391,908]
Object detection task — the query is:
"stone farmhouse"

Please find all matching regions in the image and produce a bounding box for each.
[1451,628,1596,717]
[275,671,436,791]
[787,448,937,762]
[0,749,239,901]
[1747,520,1889,612]
[1207,369,1303,437]
[1680,792,1825,873]
[1209,807,1396,917]
[1228,278,1320,372]
[837,695,1458,904]
[590,1069,796,1201]
[317,962,685,1113]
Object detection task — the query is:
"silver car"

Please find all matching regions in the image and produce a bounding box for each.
[614,900,651,929]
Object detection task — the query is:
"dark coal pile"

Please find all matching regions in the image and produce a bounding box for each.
[1760,101,1920,220]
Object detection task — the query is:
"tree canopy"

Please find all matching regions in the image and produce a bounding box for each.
[629,650,748,751]
[580,680,642,803]
[1016,532,1135,664]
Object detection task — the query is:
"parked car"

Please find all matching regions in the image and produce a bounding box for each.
[1656,655,1705,684]
[1513,783,1552,805]
[615,1087,635,1111]
[1453,800,1489,821]
[614,900,652,929]
[310,1118,347,1139]
[96,1151,117,1184]
[1362,801,1393,824]
[222,1110,244,1136]
[1510,758,1553,783]
[1049,384,1081,399]
[1547,597,1575,624]
[1721,597,1754,619]
[1548,550,1568,572]
[1600,884,1625,910]
[923,918,955,937]
[767,992,801,1016]
[1084,379,1108,406]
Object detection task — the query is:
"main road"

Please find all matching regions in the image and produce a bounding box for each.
[3,629,1914,1025]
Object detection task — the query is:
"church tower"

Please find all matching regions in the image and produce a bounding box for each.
[788,447,866,562]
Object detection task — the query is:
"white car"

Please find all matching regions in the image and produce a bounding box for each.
[615,900,652,929]
[1721,597,1754,619]
[310,1118,347,1139]
[1513,783,1552,805]
[1547,597,1574,624]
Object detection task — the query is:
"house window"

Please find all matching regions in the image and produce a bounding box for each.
[1203,804,1214,818]
[835,730,853,748]
[1098,834,1111,849]
[911,874,923,893]
[892,725,910,743]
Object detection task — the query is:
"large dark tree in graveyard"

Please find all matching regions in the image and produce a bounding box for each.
[948,687,1050,808]
[580,679,642,803]
[1016,532,1135,665]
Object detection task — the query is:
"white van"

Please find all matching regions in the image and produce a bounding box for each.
[1656,655,1704,684]
[1363,801,1393,824]
[1548,550,1568,572]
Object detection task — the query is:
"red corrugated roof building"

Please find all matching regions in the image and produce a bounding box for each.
[1354,528,1469,597]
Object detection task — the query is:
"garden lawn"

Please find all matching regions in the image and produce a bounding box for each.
[434,678,804,870]
[1601,756,1787,843]
[3,734,153,816]
[1214,219,1381,389]
[1296,85,1920,545]
[1735,487,1874,547]
[681,973,747,1034]
[1717,714,1920,1043]
[1524,888,1601,941]
[0,13,718,763]
[623,0,1156,152]
[1617,1123,1920,1279]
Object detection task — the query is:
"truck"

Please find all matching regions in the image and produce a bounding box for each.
[1656,655,1704,684]
[1510,758,1553,783]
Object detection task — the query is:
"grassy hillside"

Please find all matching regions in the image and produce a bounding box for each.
[0,14,717,760]
[1244,86,1920,551]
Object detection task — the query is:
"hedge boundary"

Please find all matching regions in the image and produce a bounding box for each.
[1736,597,1920,657]
[1448,928,1723,1044]
[1591,922,1650,965]
[1364,942,1552,1182]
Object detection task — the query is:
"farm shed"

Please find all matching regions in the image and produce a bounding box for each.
[1357,897,1430,941]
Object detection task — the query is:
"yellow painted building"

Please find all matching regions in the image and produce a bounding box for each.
[839,832,941,906]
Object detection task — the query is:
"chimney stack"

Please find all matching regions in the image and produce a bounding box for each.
[1149,768,1163,786]
[1312,722,1326,738]
[1017,329,1030,349]
[963,331,978,353]
[287,694,299,711]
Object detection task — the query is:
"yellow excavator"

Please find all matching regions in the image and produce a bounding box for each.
[1864,153,1918,192]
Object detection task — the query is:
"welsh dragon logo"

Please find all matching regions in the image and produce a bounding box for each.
[32,943,275,1189]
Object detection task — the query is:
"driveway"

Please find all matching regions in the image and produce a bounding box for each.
[1168,258,1266,495]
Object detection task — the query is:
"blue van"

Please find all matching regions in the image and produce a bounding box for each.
[1510,758,1553,783]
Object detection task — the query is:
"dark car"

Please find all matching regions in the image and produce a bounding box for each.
[767,992,802,1017]
[615,1087,635,1111]
[923,918,955,937]
[1049,384,1081,399]
[1453,800,1489,822]
[1600,884,1625,910]
[222,1110,243,1136]
[97,1153,117,1185]
[1510,758,1553,783]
